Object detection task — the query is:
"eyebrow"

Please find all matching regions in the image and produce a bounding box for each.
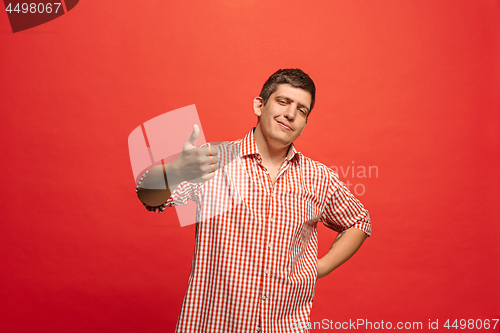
[275,95,310,113]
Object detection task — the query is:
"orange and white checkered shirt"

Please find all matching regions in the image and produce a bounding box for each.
[141,128,371,333]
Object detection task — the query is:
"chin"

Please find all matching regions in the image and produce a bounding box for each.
[271,132,295,146]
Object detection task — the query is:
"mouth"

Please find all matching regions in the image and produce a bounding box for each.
[276,120,292,131]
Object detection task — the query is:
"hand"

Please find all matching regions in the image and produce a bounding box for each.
[169,124,219,184]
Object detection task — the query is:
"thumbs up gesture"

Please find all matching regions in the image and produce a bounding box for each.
[170,124,219,184]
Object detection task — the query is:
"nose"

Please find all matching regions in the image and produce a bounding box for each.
[283,105,297,121]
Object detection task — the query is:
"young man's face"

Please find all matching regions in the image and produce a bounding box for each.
[254,83,311,148]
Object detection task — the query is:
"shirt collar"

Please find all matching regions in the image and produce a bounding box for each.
[240,128,300,163]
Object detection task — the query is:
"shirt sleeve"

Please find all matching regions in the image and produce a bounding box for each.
[320,169,372,236]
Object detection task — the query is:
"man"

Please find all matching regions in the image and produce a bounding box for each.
[136,69,371,332]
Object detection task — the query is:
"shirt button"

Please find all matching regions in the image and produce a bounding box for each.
[267,243,272,249]
[265,270,269,275]
[256,328,261,332]
[262,295,268,300]
[269,217,274,222]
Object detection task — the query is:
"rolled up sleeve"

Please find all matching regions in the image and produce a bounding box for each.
[320,170,372,236]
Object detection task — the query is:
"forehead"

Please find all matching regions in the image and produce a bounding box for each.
[271,84,312,108]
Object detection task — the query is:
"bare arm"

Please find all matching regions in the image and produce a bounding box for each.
[317,227,367,279]
[136,163,180,207]
[136,124,219,208]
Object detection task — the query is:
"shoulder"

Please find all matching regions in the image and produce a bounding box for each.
[298,153,342,187]
[299,153,338,177]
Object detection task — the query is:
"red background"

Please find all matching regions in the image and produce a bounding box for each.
[1,1,499,332]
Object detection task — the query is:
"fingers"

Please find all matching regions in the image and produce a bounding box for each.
[191,159,219,183]
[204,144,218,156]
[206,145,219,173]
[208,159,219,174]
[185,124,200,149]
[206,152,219,166]
[205,149,219,174]
[178,127,221,182]
[198,172,217,182]
[201,155,218,173]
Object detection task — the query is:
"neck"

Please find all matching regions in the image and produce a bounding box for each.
[253,125,290,166]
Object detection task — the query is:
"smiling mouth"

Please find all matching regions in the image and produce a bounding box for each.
[277,121,292,131]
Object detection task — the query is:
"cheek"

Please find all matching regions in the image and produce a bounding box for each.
[262,111,276,123]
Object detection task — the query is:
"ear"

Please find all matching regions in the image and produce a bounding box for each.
[253,97,264,117]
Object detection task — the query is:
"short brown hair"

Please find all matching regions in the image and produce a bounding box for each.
[259,68,316,112]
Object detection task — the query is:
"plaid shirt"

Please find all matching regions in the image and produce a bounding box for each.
[140,128,371,333]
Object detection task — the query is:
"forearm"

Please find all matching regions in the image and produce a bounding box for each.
[317,227,367,279]
[136,163,180,207]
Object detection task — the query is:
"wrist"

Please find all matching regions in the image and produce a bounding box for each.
[164,161,181,187]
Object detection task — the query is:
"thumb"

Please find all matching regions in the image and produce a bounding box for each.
[184,124,200,149]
